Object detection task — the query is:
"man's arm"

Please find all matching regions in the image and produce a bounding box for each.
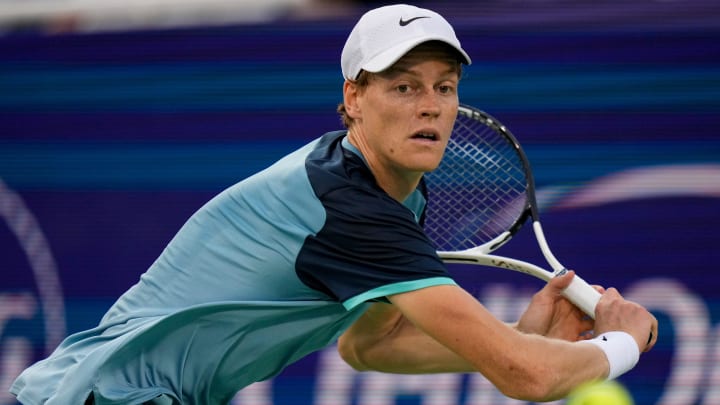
[385,283,607,400]
[338,273,656,401]
[338,271,591,375]
[338,299,476,374]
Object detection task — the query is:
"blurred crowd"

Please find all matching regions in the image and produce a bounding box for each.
[0,0,394,34]
[1,0,718,36]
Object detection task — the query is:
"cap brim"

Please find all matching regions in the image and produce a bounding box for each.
[362,37,471,74]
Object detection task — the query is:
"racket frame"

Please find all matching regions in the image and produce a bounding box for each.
[434,105,601,318]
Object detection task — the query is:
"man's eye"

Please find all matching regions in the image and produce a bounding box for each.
[397,85,410,93]
[438,85,454,94]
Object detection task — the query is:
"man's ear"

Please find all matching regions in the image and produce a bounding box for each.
[343,80,361,119]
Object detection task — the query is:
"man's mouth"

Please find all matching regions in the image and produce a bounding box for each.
[411,131,438,141]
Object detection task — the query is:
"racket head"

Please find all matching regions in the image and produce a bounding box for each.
[423,104,537,253]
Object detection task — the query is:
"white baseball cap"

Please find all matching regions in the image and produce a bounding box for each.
[341,4,471,80]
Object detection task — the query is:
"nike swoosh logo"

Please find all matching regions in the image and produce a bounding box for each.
[399,16,430,26]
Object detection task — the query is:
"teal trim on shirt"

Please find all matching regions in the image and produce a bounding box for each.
[341,136,364,163]
[342,277,457,310]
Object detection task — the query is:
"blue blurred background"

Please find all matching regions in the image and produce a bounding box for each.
[1,1,719,404]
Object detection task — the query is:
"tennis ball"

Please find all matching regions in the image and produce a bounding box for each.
[566,380,634,405]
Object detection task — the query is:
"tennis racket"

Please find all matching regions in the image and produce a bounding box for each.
[423,104,601,318]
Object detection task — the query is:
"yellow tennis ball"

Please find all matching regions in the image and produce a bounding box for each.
[566,380,634,405]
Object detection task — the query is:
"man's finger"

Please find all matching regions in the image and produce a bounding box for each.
[550,270,575,290]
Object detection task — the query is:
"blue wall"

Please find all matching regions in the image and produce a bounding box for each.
[1,6,719,404]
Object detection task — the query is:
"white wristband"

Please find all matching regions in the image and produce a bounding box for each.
[582,331,640,380]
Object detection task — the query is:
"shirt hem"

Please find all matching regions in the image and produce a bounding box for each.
[342,277,457,310]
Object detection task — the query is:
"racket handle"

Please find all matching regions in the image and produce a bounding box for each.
[561,273,601,319]
[563,274,654,345]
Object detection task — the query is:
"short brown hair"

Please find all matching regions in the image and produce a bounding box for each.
[337,70,373,129]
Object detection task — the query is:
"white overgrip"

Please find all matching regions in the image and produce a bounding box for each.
[563,273,602,319]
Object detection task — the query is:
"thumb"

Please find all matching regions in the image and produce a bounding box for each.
[549,270,575,291]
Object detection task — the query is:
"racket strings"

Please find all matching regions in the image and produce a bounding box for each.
[424,111,529,252]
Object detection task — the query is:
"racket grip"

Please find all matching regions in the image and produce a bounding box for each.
[561,273,601,319]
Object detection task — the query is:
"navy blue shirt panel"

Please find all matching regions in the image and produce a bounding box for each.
[296,131,449,303]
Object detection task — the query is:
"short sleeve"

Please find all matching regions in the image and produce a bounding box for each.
[296,180,455,310]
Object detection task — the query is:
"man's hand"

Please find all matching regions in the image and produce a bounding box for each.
[517,271,596,341]
[594,287,658,352]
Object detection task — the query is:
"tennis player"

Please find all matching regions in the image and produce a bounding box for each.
[11,4,657,404]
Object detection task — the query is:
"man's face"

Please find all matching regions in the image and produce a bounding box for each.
[351,49,460,177]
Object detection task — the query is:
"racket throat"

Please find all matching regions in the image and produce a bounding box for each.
[532,221,567,275]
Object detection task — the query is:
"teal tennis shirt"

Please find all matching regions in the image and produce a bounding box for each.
[11,131,456,404]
